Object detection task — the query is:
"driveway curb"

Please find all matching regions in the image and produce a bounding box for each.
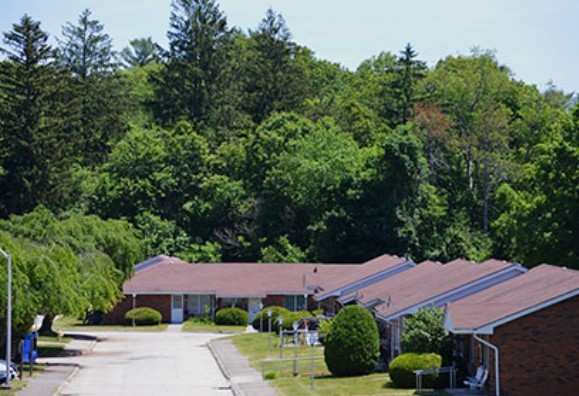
[208,340,239,396]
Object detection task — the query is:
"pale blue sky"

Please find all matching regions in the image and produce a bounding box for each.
[2,0,578,93]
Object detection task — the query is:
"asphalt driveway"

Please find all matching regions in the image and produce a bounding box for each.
[57,330,232,396]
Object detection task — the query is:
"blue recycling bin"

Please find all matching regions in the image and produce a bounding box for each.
[22,333,38,364]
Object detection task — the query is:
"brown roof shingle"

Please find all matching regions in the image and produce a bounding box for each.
[123,255,408,298]
[339,258,521,320]
[445,264,579,333]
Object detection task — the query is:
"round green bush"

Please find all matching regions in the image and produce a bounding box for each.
[124,307,162,326]
[324,305,380,377]
[251,306,289,331]
[215,307,249,326]
[388,352,442,388]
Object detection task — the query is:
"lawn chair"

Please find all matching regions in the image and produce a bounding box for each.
[464,366,484,384]
[464,366,488,391]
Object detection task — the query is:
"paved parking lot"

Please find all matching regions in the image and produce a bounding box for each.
[57,331,232,396]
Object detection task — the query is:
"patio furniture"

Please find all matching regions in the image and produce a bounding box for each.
[464,366,488,391]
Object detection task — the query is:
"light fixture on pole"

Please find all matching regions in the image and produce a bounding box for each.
[292,321,299,376]
[278,316,284,358]
[309,329,316,390]
[259,302,264,335]
[0,248,12,389]
[267,309,272,348]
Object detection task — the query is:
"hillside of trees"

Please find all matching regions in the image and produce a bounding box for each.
[0,0,578,338]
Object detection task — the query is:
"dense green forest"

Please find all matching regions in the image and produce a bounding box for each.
[0,0,578,338]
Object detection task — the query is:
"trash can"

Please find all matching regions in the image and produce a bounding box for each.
[22,333,38,364]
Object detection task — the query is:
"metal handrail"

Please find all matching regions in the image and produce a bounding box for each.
[414,366,457,392]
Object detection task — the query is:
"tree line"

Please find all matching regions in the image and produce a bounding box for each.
[0,0,578,338]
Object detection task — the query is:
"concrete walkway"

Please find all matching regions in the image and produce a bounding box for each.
[18,335,97,396]
[209,338,277,396]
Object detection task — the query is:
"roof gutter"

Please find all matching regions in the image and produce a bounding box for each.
[473,333,500,396]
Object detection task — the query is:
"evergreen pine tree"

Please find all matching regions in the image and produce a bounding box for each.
[151,0,230,126]
[0,15,59,216]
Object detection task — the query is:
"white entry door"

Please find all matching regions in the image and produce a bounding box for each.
[171,295,184,323]
[248,298,261,323]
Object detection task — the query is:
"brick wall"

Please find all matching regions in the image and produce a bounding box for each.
[262,295,285,308]
[486,295,579,396]
[103,294,172,324]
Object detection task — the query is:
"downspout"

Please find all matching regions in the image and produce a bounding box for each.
[473,333,500,396]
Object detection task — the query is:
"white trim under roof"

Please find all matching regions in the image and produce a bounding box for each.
[374,264,526,322]
[446,288,579,335]
[314,259,415,301]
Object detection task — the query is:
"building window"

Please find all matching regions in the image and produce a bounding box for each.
[221,298,248,310]
[284,295,305,311]
[187,295,212,316]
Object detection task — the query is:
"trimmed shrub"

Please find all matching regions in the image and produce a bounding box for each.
[251,306,289,331]
[324,305,380,377]
[388,352,442,388]
[276,310,312,333]
[124,307,162,326]
[215,307,249,326]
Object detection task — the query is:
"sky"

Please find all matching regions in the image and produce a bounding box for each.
[2,0,578,93]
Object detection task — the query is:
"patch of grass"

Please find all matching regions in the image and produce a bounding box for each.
[53,316,168,332]
[0,378,27,395]
[230,332,451,396]
[38,335,73,344]
[36,344,66,358]
[182,317,246,333]
[1,365,46,395]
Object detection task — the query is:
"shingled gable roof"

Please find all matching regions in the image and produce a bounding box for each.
[123,254,407,299]
[444,264,579,335]
[313,254,414,301]
[339,258,525,321]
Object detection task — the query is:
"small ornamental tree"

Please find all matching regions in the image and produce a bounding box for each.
[401,305,452,363]
[324,305,380,377]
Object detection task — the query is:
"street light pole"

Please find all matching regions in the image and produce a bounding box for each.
[259,302,264,335]
[267,309,272,348]
[278,316,284,358]
[293,321,299,376]
[310,331,315,390]
[132,294,137,327]
[0,248,12,389]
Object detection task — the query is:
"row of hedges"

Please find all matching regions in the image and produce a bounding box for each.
[123,306,251,326]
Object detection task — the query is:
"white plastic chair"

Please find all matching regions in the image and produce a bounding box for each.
[464,366,488,391]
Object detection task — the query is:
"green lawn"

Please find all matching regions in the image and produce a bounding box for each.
[230,333,450,396]
[181,318,246,333]
[53,316,168,332]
